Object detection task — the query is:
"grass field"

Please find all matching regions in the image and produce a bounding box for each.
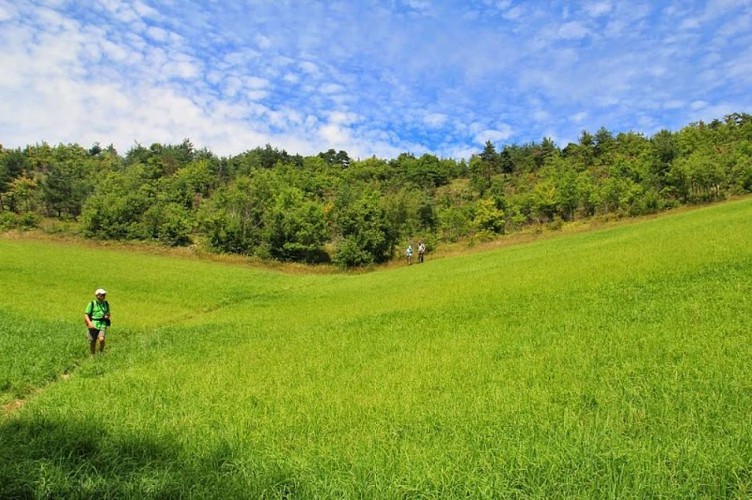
[2,199,752,498]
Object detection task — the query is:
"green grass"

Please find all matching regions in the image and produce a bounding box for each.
[2,199,752,498]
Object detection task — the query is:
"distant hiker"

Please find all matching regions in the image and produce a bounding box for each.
[406,244,413,264]
[85,288,111,355]
[418,242,426,263]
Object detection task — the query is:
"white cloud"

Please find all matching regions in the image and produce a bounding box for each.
[502,5,525,21]
[99,38,131,62]
[245,77,269,89]
[245,90,270,101]
[108,4,140,24]
[326,111,359,125]
[718,12,752,38]
[680,17,702,29]
[146,26,169,42]
[255,34,272,49]
[299,61,320,75]
[405,0,434,16]
[132,0,159,19]
[166,59,201,80]
[222,76,242,97]
[320,83,346,95]
[689,102,737,123]
[224,49,261,67]
[475,126,513,144]
[0,3,16,22]
[663,100,685,110]
[282,73,300,84]
[318,123,351,148]
[533,110,551,122]
[423,113,448,128]
[557,21,590,40]
[584,1,613,17]
[570,112,588,123]
[726,51,752,84]
[447,145,479,160]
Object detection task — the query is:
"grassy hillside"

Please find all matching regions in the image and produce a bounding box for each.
[2,199,752,498]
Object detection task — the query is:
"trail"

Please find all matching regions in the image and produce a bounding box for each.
[1,286,305,418]
[2,373,71,417]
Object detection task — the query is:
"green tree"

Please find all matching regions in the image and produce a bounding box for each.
[729,141,752,193]
[650,129,678,190]
[577,171,598,217]
[81,167,156,240]
[540,137,560,166]
[532,179,558,221]
[598,177,640,214]
[142,200,193,246]
[345,156,394,184]
[0,149,27,210]
[7,173,39,213]
[40,160,93,218]
[398,153,451,188]
[162,159,217,210]
[437,204,472,242]
[683,151,725,202]
[333,190,397,267]
[264,187,328,262]
[473,198,505,237]
[318,148,351,167]
[593,127,615,161]
[469,141,500,194]
[564,130,595,168]
[555,165,580,220]
[198,175,272,255]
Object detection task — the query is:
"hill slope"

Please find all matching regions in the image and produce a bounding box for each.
[2,199,752,497]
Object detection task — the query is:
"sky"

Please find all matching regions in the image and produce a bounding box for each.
[0,0,750,160]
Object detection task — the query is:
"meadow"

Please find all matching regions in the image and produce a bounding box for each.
[1,198,751,498]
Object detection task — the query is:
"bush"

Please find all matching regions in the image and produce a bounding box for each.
[18,213,41,230]
[0,212,19,231]
[143,202,193,246]
[333,237,373,268]
[546,216,564,231]
[473,198,505,234]
[629,188,665,216]
[43,219,80,236]
[472,230,497,243]
[437,205,472,242]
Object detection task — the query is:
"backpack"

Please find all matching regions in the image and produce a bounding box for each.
[87,300,111,325]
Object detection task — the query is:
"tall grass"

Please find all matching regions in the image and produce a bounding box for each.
[2,199,752,497]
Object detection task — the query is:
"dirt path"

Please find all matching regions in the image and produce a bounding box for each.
[2,373,71,417]
[2,399,25,415]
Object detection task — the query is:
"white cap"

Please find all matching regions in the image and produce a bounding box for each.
[95,288,107,295]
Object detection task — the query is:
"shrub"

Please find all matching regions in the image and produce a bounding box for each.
[333,237,373,268]
[18,212,41,230]
[0,212,19,231]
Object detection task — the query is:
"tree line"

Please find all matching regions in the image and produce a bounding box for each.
[1,113,750,267]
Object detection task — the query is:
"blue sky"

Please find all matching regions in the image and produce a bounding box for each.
[0,1,750,159]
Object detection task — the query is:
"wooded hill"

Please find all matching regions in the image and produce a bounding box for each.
[1,112,750,267]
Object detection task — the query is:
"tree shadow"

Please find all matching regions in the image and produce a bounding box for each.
[0,415,254,498]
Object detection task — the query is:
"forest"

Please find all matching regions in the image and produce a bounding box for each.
[0,112,750,267]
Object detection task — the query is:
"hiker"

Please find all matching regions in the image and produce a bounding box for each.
[406,244,413,264]
[418,242,426,263]
[85,288,111,354]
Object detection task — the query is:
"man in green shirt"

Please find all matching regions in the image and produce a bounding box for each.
[85,288,111,354]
